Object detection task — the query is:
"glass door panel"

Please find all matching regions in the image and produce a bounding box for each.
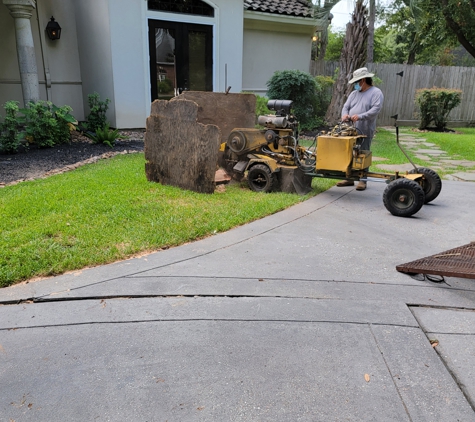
[188,30,207,91]
[149,20,213,101]
[155,27,176,99]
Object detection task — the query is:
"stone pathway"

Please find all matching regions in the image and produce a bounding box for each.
[374,127,475,181]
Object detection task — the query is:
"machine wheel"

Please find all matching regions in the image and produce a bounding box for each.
[409,167,442,203]
[383,178,425,217]
[247,164,275,193]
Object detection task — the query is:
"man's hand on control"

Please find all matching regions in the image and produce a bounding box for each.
[342,114,359,122]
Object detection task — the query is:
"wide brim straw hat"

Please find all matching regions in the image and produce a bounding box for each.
[348,67,375,84]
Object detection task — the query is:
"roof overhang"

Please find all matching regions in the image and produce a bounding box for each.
[244,10,318,35]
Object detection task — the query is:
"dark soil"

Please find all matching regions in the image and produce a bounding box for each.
[0,131,145,185]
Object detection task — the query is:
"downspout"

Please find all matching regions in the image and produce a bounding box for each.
[35,2,51,101]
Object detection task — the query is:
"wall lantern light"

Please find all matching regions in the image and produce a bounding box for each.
[46,16,61,40]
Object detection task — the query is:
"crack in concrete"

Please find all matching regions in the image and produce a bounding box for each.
[409,306,475,413]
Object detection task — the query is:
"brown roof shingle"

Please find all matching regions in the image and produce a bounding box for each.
[244,0,314,18]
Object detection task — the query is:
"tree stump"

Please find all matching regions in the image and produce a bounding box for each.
[171,92,256,144]
[145,99,221,194]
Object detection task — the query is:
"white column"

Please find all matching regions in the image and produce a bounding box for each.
[3,0,40,105]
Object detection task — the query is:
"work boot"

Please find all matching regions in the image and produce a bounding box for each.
[356,181,367,191]
[336,180,354,187]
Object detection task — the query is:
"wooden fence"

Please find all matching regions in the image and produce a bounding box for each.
[310,61,475,127]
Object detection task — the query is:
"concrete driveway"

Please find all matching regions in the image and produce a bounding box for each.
[1,180,475,421]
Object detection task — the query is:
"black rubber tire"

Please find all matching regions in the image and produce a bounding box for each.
[383,178,425,217]
[408,167,442,203]
[247,164,275,193]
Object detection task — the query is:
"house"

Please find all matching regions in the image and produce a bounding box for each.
[0,0,318,128]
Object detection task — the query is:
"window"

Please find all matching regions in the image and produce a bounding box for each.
[148,0,214,17]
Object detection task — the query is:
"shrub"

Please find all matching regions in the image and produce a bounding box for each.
[255,94,271,117]
[53,104,77,140]
[86,92,110,132]
[158,78,174,94]
[314,75,334,127]
[0,101,21,154]
[20,101,76,148]
[415,87,462,130]
[84,124,125,147]
[266,70,319,131]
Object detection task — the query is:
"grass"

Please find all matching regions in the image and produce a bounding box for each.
[3,125,471,288]
[371,127,475,178]
[0,153,335,287]
[418,128,475,161]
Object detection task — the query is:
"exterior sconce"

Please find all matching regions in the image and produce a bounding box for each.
[46,16,61,40]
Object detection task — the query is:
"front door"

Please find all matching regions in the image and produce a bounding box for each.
[149,20,213,100]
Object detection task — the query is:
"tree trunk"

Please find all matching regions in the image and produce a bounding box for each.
[325,0,369,125]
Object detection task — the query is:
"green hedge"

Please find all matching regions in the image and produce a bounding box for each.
[415,87,462,130]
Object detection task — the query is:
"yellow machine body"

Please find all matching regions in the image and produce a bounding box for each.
[353,151,372,170]
[316,134,371,173]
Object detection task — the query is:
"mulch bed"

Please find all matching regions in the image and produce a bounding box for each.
[0,130,145,186]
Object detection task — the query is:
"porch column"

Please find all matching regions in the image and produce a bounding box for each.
[3,0,39,105]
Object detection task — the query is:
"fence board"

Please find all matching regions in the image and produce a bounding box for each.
[311,61,475,126]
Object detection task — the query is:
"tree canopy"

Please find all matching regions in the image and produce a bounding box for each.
[324,0,475,66]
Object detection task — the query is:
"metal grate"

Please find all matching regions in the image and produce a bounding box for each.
[396,242,475,279]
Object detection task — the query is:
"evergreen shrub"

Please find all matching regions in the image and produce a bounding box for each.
[415,87,462,130]
[266,70,319,131]
[0,101,21,154]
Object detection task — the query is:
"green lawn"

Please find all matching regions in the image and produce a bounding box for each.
[372,127,475,178]
[0,153,334,287]
[3,126,472,288]
[415,127,475,161]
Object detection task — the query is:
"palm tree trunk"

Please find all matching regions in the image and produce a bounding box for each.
[325,0,368,125]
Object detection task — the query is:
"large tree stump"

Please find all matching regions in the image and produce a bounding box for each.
[171,92,256,144]
[145,99,221,194]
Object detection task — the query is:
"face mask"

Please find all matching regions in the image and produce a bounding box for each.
[354,82,362,91]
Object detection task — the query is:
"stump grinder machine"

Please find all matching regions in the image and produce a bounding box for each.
[218,99,442,218]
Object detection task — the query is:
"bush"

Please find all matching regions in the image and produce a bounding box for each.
[415,87,462,130]
[266,70,319,131]
[20,101,76,148]
[158,78,174,94]
[84,124,125,147]
[0,101,21,154]
[314,75,334,127]
[86,92,110,132]
[255,94,271,117]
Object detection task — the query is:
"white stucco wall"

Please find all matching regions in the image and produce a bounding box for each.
[36,0,84,119]
[2,1,313,129]
[109,0,148,129]
[242,12,315,95]
[73,0,244,128]
[73,0,115,125]
[0,0,84,118]
[212,0,244,93]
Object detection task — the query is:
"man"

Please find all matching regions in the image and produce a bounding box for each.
[337,67,384,191]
